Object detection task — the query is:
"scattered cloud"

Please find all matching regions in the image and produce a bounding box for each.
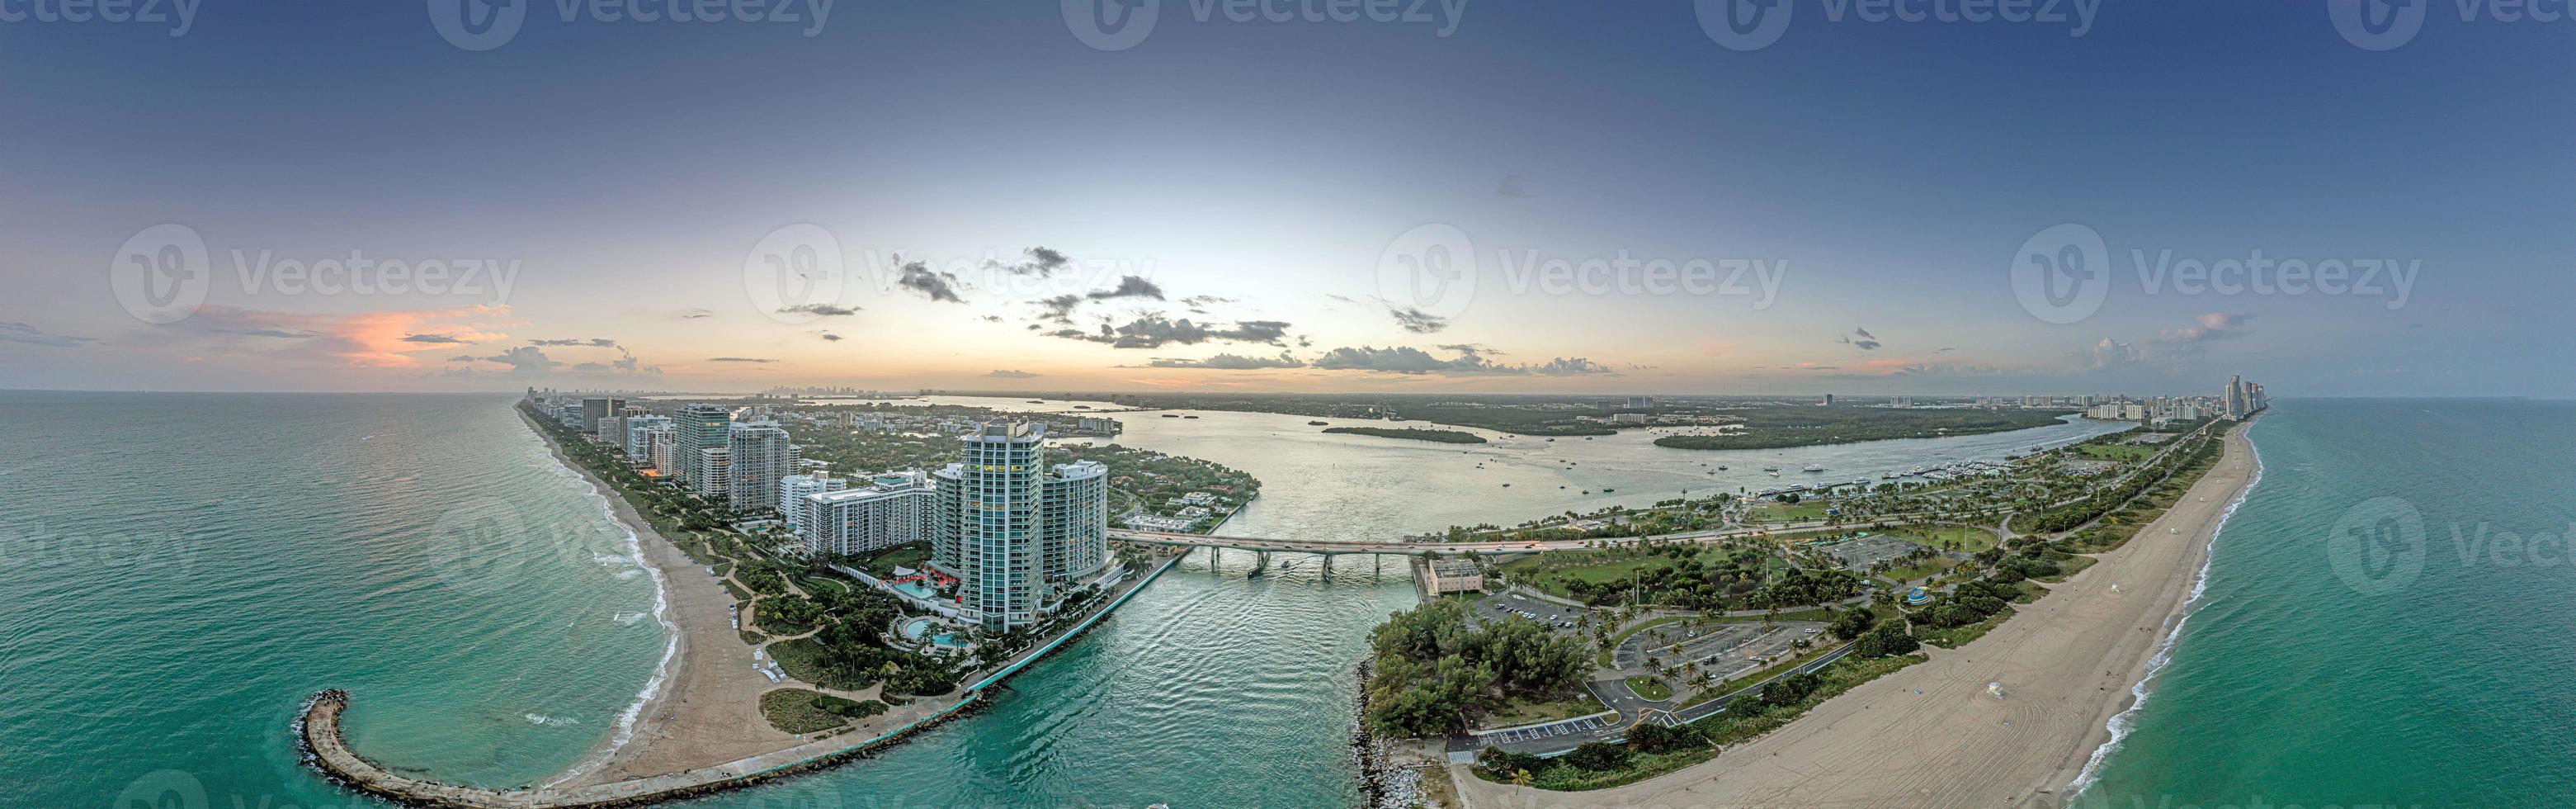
[709,357,776,363]
[1389,305,1448,334]
[1087,275,1164,301]
[1050,316,1292,349]
[0,321,96,348]
[399,334,471,344]
[678,309,714,319]
[1838,327,1881,351]
[2158,312,2254,344]
[476,346,555,375]
[987,247,1071,276]
[981,315,1004,324]
[1310,345,1615,376]
[984,369,1042,378]
[778,303,859,317]
[2068,338,2143,370]
[897,261,965,303]
[1145,352,1305,370]
[819,333,844,342]
[528,338,617,348]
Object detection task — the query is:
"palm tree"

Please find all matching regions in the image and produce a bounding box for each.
[1510,769,1534,788]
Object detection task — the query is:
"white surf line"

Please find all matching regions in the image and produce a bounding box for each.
[527,430,682,790]
[2066,422,2266,797]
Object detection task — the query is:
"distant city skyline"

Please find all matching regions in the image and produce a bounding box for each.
[4,3,2565,397]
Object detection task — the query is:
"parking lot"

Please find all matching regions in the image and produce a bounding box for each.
[1466,590,1595,634]
[1815,534,1920,571]
[1616,619,1824,679]
[1472,712,1616,745]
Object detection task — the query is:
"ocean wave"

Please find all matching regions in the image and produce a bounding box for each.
[531,434,680,791]
[613,611,646,625]
[525,713,581,726]
[2067,421,2266,796]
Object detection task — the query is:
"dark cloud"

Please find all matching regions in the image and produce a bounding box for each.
[1050,316,1291,349]
[981,315,1004,324]
[709,357,776,363]
[1839,328,1881,351]
[400,334,469,343]
[478,346,555,375]
[819,333,844,342]
[0,321,95,348]
[987,247,1072,276]
[1309,345,1615,376]
[778,303,859,317]
[1086,275,1164,301]
[528,338,618,348]
[678,309,714,319]
[1146,352,1305,370]
[1036,294,1083,324]
[984,369,1042,378]
[1934,347,1956,353]
[897,261,965,303]
[1389,305,1449,334]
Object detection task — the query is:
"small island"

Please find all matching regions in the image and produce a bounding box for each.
[1652,408,2078,451]
[1323,426,1488,444]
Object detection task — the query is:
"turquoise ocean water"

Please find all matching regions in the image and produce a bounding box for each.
[2083,399,2576,807]
[8,393,2567,807]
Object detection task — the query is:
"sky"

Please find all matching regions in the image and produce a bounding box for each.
[2,1,2569,397]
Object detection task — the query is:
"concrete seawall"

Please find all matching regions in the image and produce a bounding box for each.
[300,551,1192,807]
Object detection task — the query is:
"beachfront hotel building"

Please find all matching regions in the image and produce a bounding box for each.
[724,421,797,512]
[674,404,733,488]
[692,447,729,500]
[801,471,935,557]
[778,471,847,534]
[929,423,1116,632]
[623,415,672,467]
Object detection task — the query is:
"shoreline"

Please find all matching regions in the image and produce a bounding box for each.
[512,408,799,786]
[1454,419,2261,808]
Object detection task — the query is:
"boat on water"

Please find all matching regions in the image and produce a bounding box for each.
[1804,464,1825,472]
[1762,464,1781,471]
[1182,415,1200,419]
[1308,420,1328,426]
[1162,414,1180,418]
[1602,487,1616,493]
[1503,483,1512,487]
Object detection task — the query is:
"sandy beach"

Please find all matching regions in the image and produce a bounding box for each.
[517,412,801,787]
[1455,423,2258,808]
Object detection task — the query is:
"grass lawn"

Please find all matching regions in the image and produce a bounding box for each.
[1503,549,1674,598]
[1750,500,1831,523]
[1625,675,1673,701]
[769,636,878,691]
[1879,556,1960,583]
[1886,524,1997,553]
[861,542,933,578]
[758,688,849,734]
[1481,690,1609,728]
[2077,443,2157,462]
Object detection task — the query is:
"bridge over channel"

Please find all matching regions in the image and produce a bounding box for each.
[1107,529,1597,557]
